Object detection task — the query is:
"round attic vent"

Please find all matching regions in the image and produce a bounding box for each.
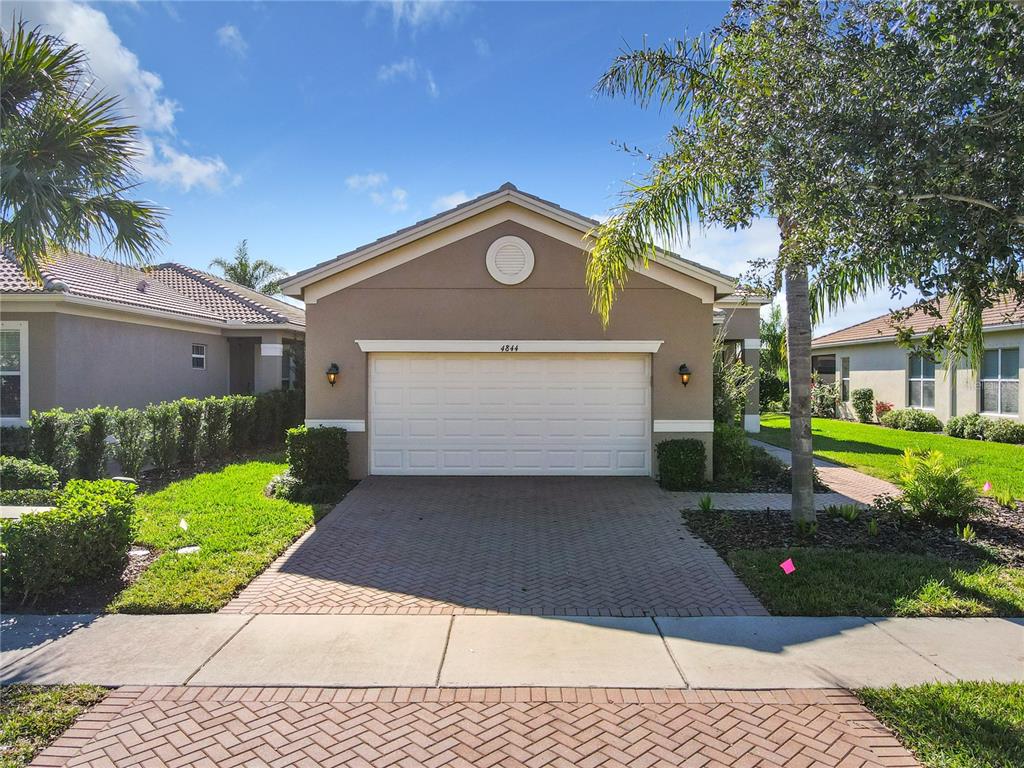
[485,236,534,285]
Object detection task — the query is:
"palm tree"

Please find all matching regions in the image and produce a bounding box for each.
[0,19,165,280]
[210,239,287,295]
[759,304,788,382]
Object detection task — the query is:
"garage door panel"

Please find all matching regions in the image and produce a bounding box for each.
[369,352,651,475]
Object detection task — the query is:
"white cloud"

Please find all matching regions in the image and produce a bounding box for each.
[136,137,232,193]
[667,218,781,282]
[432,191,470,211]
[370,187,408,213]
[10,0,230,192]
[216,24,247,57]
[345,172,389,191]
[473,37,490,57]
[376,57,439,97]
[377,57,418,82]
[383,1,462,31]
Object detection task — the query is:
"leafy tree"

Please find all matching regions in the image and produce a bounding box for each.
[759,304,788,381]
[0,19,165,281]
[210,239,287,295]
[587,0,1022,522]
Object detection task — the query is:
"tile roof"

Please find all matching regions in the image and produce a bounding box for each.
[1,250,304,328]
[812,295,1024,347]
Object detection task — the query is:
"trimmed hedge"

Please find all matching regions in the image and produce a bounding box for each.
[945,412,988,441]
[982,417,1024,445]
[713,423,752,486]
[0,479,137,603]
[880,408,943,432]
[0,456,59,490]
[656,439,706,491]
[0,488,57,506]
[286,426,349,487]
[112,408,148,478]
[0,426,31,458]
[228,396,256,452]
[29,408,77,481]
[202,397,231,459]
[851,388,874,423]
[145,401,179,470]
[177,398,204,466]
[74,407,110,480]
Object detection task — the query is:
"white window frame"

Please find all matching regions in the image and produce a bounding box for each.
[0,320,29,426]
[908,353,936,410]
[980,347,1019,416]
[191,343,207,370]
[840,357,851,402]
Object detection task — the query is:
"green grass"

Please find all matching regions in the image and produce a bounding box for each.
[759,414,1024,498]
[108,456,320,613]
[728,548,1024,616]
[859,682,1024,768]
[0,685,106,768]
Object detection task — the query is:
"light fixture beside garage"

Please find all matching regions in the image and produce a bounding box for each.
[485,235,535,285]
[325,363,340,386]
[678,363,691,386]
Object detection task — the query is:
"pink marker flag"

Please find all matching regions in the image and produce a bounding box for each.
[983,482,992,493]
[779,558,796,575]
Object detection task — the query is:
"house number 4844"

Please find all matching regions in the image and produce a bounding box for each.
[499,344,519,352]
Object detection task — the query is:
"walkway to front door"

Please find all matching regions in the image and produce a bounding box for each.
[222,476,766,617]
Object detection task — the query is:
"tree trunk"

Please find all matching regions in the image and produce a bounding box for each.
[785,256,816,523]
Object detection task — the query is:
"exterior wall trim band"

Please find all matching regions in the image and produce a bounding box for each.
[305,419,366,432]
[653,419,714,432]
[355,340,664,353]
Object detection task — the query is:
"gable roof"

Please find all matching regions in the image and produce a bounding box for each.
[280,182,741,299]
[1,250,304,329]
[812,295,1024,348]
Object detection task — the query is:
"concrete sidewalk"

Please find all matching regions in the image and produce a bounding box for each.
[4,613,1021,689]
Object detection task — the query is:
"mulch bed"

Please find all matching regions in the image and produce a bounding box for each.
[2,547,157,615]
[685,497,1024,567]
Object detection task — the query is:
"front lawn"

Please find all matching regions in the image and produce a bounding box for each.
[859,682,1024,768]
[728,548,1024,616]
[0,685,106,768]
[758,414,1024,498]
[108,456,331,613]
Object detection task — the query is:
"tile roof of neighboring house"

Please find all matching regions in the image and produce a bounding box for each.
[812,295,1024,347]
[0,251,304,328]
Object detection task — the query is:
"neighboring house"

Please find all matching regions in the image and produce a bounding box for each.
[812,296,1023,423]
[0,251,305,426]
[281,183,765,479]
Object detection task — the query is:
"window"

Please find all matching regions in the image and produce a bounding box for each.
[981,347,1019,415]
[908,354,936,409]
[841,357,851,401]
[812,354,836,376]
[191,344,207,370]
[0,321,28,424]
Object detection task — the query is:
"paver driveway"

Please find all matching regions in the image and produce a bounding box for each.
[35,687,920,768]
[224,476,765,617]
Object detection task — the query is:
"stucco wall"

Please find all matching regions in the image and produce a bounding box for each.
[814,327,1023,424]
[0,311,58,415]
[52,313,230,409]
[304,219,715,478]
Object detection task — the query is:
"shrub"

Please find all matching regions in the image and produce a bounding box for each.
[0,426,32,458]
[74,407,110,480]
[29,408,77,481]
[201,397,231,459]
[945,412,988,441]
[897,449,980,525]
[145,402,179,470]
[851,388,874,423]
[880,408,943,432]
[177,398,204,465]
[112,408,148,478]
[655,439,706,491]
[0,456,59,490]
[0,488,57,505]
[874,400,893,420]
[810,374,839,418]
[759,373,788,413]
[0,479,137,603]
[286,426,348,487]
[982,417,1024,445]
[254,390,284,445]
[713,423,752,486]
[227,395,257,452]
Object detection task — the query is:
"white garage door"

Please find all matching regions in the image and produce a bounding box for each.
[369,352,651,475]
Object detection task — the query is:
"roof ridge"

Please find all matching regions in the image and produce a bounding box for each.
[155,263,288,323]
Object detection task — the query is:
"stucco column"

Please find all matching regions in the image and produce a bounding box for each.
[255,331,284,393]
[742,338,761,433]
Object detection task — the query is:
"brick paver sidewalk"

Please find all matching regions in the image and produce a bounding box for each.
[223,476,765,617]
[34,687,919,768]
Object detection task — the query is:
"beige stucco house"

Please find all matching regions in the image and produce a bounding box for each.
[0,251,304,425]
[812,297,1023,423]
[281,183,765,479]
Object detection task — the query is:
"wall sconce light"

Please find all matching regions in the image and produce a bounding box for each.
[678,363,691,386]
[325,363,340,386]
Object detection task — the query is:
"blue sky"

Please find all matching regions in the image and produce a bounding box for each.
[15,0,905,333]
